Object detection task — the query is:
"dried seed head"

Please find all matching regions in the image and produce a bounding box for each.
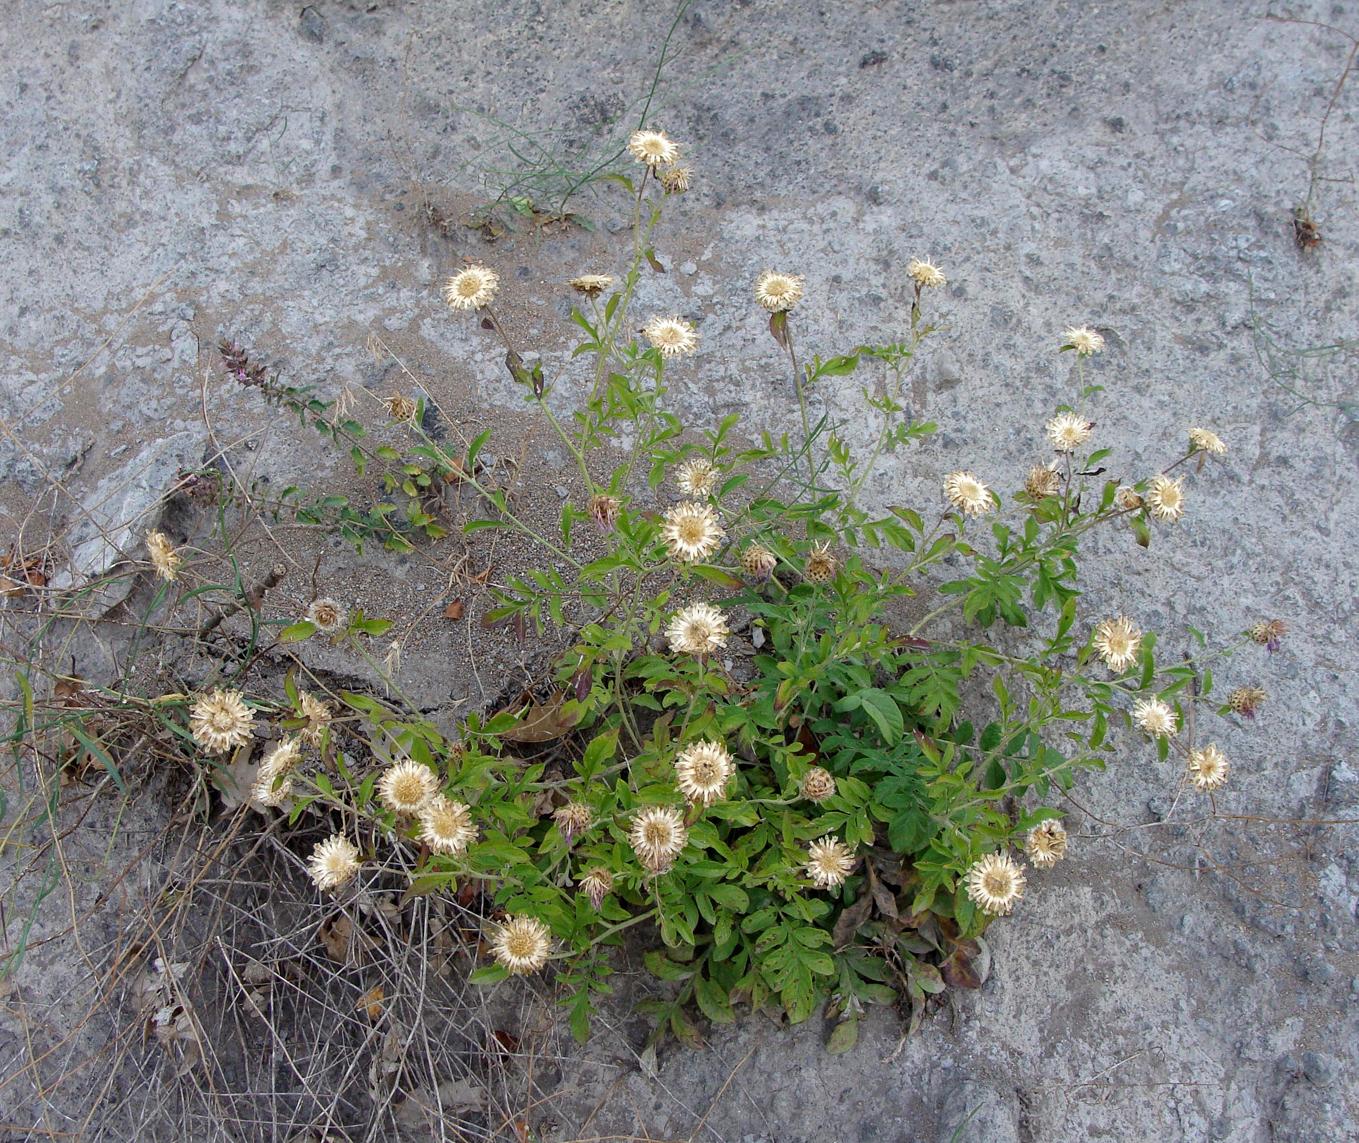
[803,542,839,584]
[629,805,688,874]
[964,851,1027,916]
[553,801,593,843]
[661,501,725,563]
[296,690,333,747]
[944,471,995,517]
[666,602,730,655]
[1145,474,1186,523]
[1227,686,1267,719]
[579,868,613,910]
[1025,462,1062,500]
[1024,820,1068,869]
[569,274,615,298]
[659,164,692,193]
[306,597,348,635]
[805,835,857,889]
[754,271,806,313]
[1115,485,1144,511]
[491,915,552,974]
[190,689,255,756]
[384,393,418,422]
[145,531,182,583]
[800,766,837,803]
[588,493,621,531]
[1187,744,1229,791]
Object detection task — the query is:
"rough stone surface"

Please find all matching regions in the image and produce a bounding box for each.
[1,2,1357,1141]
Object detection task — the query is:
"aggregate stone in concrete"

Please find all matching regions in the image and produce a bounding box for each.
[2,1,1357,1140]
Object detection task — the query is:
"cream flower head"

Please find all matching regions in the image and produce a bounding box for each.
[755,271,805,313]
[579,868,613,910]
[805,835,857,889]
[1093,616,1142,673]
[569,274,614,298]
[377,759,439,815]
[491,915,552,974]
[661,501,725,562]
[629,805,688,873]
[1145,474,1186,523]
[666,602,730,655]
[643,315,699,356]
[296,690,333,747]
[553,801,593,843]
[1045,411,1093,453]
[1132,697,1178,738]
[190,688,255,756]
[1187,744,1229,791]
[907,258,947,289]
[306,597,347,635]
[308,835,361,892]
[800,766,836,803]
[1063,326,1105,356]
[145,531,182,583]
[250,738,301,808]
[419,796,478,855]
[675,457,718,497]
[443,266,499,311]
[1024,820,1068,869]
[964,851,1026,916]
[627,129,679,167]
[1025,462,1062,500]
[944,471,995,517]
[675,740,734,806]
[1188,427,1226,456]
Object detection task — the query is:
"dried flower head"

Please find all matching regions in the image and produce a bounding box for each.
[1188,427,1227,456]
[675,740,734,806]
[1045,411,1093,453]
[675,457,718,497]
[659,164,692,193]
[588,493,620,531]
[419,796,477,855]
[964,851,1027,916]
[1132,697,1178,738]
[629,805,688,874]
[190,689,255,756]
[805,835,857,889]
[944,471,995,517]
[443,266,499,311]
[378,759,440,815]
[1187,744,1229,791]
[384,393,418,422]
[1145,474,1186,523]
[250,738,301,808]
[666,602,730,655]
[803,542,839,584]
[553,801,593,843]
[907,258,947,289]
[740,542,778,581]
[491,915,552,975]
[1025,462,1062,500]
[1063,326,1105,356]
[755,271,806,313]
[661,501,725,563]
[1116,485,1144,511]
[1227,686,1267,719]
[800,766,837,803]
[145,531,182,583]
[643,315,699,356]
[627,128,679,167]
[579,868,613,910]
[569,274,614,298]
[306,597,347,635]
[1024,820,1068,868]
[308,835,361,892]
[296,690,333,747]
[1248,619,1287,651]
[1093,616,1142,673]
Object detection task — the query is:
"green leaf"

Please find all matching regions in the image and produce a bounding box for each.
[279,620,318,643]
[826,1017,859,1054]
[857,689,904,745]
[694,973,735,1024]
[469,964,508,985]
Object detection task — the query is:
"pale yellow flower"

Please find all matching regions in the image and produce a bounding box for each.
[1132,697,1178,738]
[569,274,614,298]
[629,805,688,874]
[627,129,679,167]
[675,457,718,497]
[1093,616,1142,673]
[145,531,182,582]
[190,689,255,756]
[296,690,333,747]
[250,738,301,808]
[377,759,439,814]
[1187,744,1229,791]
[1188,427,1226,456]
[659,165,692,193]
[964,852,1026,916]
[674,740,734,806]
[944,471,994,516]
[1045,411,1093,453]
[661,501,724,562]
[491,915,552,974]
[666,602,730,655]
[1145,474,1186,523]
[754,271,805,313]
[308,835,361,891]
[419,796,477,855]
[805,835,857,889]
[1024,820,1067,869]
[907,258,947,289]
[1063,326,1105,356]
[644,315,698,356]
[443,266,499,311]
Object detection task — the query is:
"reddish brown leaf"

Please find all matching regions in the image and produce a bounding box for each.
[443,599,465,621]
[939,937,991,990]
[769,309,790,351]
[498,692,580,743]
